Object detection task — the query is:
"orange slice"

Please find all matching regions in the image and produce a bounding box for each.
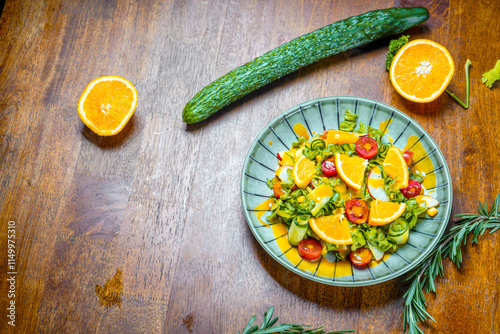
[368,200,406,226]
[309,212,353,245]
[308,184,333,203]
[292,155,316,189]
[325,130,361,145]
[279,152,295,166]
[390,39,454,103]
[382,147,409,190]
[78,76,138,136]
[334,153,367,191]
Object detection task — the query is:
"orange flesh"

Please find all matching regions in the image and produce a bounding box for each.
[335,153,367,190]
[310,215,353,245]
[326,130,359,145]
[392,43,453,100]
[82,81,134,131]
[293,156,316,189]
[368,200,406,226]
[308,185,333,203]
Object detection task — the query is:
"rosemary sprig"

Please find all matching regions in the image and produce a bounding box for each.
[445,59,472,109]
[403,194,500,333]
[237,306,355,334]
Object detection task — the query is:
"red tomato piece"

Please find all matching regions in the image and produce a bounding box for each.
[321,157,337,176]
[349,248,372,266]
[297,239,322,261]
[320,129,334,140]
[401,179,422,198]
[403,150,414,166]
[273,182,285,199]
[345,199,369,224]
[355,136,379,159]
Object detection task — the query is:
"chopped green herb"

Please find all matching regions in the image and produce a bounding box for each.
[339,109,358,132]
[385,35,409,71]
[481,59,500,88]
[237,306,355,334]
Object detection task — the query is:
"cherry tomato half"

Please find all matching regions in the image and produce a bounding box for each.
[345,199,369,224]
[401,179,422,199]
[355,136,379,159]
[403,150,414,167]
[349,247,372,266]
[273,182,286,199]
[321,157,337,176]
[298,239,322,261]
[320,129,334,140]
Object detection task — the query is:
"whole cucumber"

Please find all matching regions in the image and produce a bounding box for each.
[183,7,429,124]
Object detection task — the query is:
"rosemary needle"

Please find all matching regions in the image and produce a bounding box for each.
[237,306,355,334]
[403,194,500,333]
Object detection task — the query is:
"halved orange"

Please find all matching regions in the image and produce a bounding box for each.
[368,200,406,226]
[382,147,409,190]
[78,76,138,136]
[390,39,454,103]
[292,155,316,189]
[334,153,367,191]
[309,212,352,245]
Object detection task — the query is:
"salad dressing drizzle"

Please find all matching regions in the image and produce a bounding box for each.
[254,199,275,228]
[252,124,436,278]
[378,118,393,134]
[293,123,310,140]
[404,135,436,190]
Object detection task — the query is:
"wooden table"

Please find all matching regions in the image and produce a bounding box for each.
[1,0,499,333]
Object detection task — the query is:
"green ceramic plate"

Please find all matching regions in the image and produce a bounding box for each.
[241,96,452,286]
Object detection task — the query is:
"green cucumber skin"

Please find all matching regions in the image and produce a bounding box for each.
[183,7,429,124]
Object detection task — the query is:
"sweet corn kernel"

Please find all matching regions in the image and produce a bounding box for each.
[316,155,322,162]
[427,207,438,217]
[297,196,305,203]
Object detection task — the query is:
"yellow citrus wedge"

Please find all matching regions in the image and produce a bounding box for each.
[309,213,353,245]
[390,39,454,103]
[325,130,361,145]
[383,147,409,190]
[334,153,367,191]
[368,200,406,226]
[307,184,333,203]
[78,76,138,136]
[292,155,316,189]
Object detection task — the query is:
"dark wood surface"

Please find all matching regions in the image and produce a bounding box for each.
[1,0,499,333]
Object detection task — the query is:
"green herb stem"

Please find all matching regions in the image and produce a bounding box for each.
[445,59,471,109]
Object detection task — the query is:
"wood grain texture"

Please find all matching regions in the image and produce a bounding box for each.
[0,0,499,333]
